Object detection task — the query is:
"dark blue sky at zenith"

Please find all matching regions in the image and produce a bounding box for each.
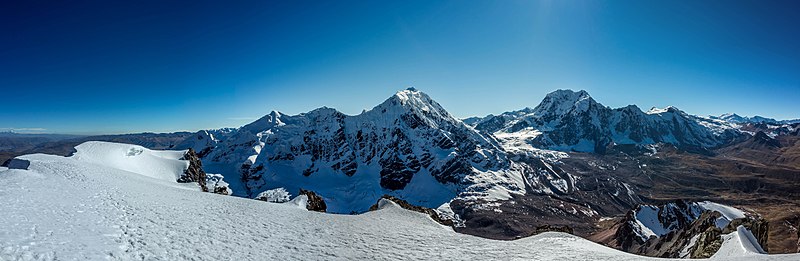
[1,0,798,134]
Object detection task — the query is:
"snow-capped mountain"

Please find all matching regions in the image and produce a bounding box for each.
[712,113,800,125]
[175,89,755,215]
[468,90,744,153]
[193,88,566,213]
[166,88,799,253]
[174,128,236,157]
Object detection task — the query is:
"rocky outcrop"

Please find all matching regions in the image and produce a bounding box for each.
[299,189,327,212]
[723,217,769,251]
[652,211,721,257]
[688,217,769,257]
[178,148,208,192]
[5,158,30,170]
[605,201,770,258]
[690,225,723,258]
[368,195,454,226]
[613,210,644,251]
[525,225,574,237]
[204,173,231,195]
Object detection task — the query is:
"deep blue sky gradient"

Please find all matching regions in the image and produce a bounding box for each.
[1,0,798,134]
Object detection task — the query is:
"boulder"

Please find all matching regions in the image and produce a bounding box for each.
[5,158,30,170]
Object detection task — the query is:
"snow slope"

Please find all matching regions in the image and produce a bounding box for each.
[71,141,188,182]
[3,142,794,260]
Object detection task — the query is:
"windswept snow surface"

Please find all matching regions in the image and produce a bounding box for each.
[71,141,188,182]
[1,142,796,260]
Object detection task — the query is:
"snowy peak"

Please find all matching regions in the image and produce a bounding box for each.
[646,106,682,115]
[533,89,601,117]
[718,113,747,123]
[714,113,800,125]
[242,110,286,133]
[196,88,537,213]
[467,89,742,153]
[372,88,456,126]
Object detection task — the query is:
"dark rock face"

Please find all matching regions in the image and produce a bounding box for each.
[368,195,454,226]
[690,225,723,258]
[178,148,208,192]
[5,158,30,170]
[751,131,782,148]
[299,189,327,212]
[526,225,574,237]
[613,210,643,251]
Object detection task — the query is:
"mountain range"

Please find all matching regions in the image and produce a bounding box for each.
[3,88,799,257]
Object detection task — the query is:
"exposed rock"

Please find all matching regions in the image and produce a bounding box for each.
[604,201,767,258]
[612,210,643,251]
[204,173,230,195]
[368,195,454,226]
[751,131,782,148]
[723,217,769,251]
[177,148,208,192]
[299,189,327,212]
[638,210,721,258]
[690,226,723,258]
[5,158,30,170]
[212,186,229,195]
[524,225,574,238]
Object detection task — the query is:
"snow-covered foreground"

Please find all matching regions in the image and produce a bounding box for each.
[1,142,796,260]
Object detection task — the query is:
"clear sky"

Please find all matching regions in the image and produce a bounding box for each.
[1,0,798,134]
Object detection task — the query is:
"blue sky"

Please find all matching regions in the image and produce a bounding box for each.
[1,0,798,134]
